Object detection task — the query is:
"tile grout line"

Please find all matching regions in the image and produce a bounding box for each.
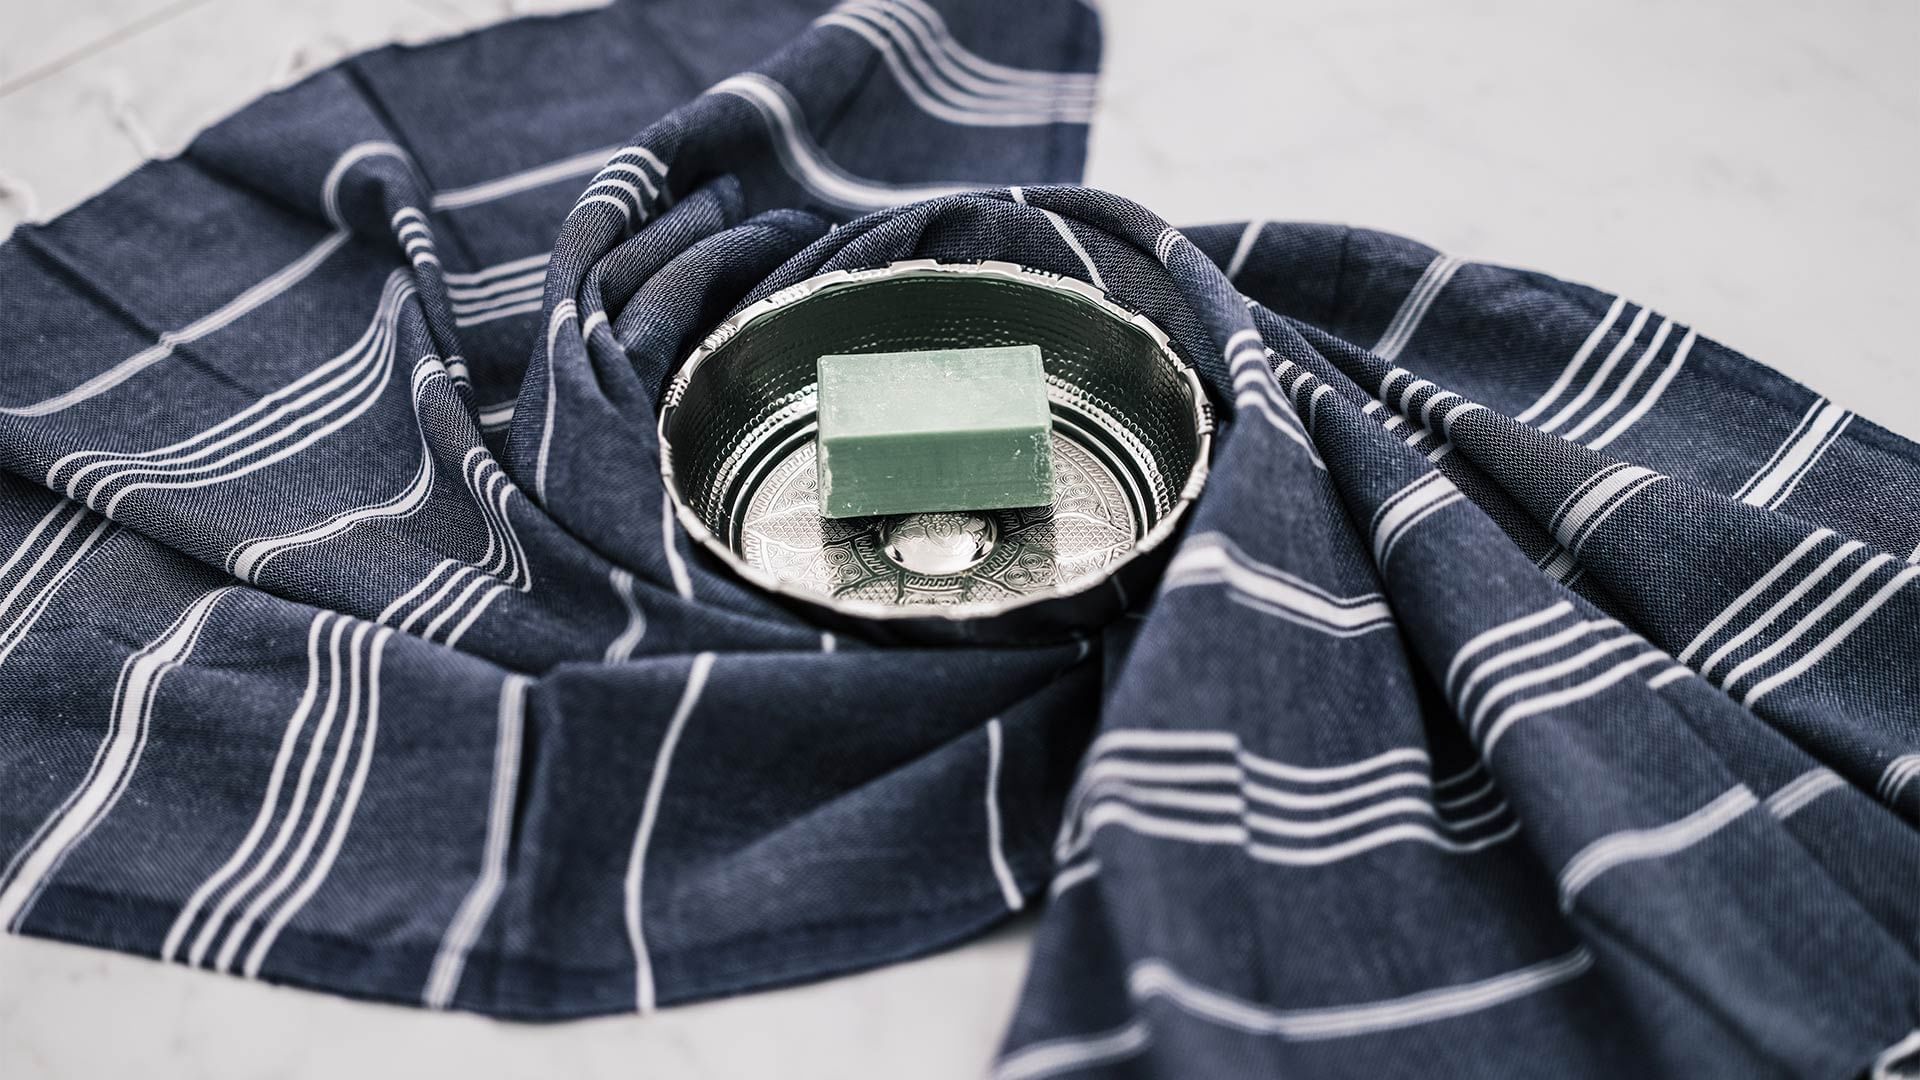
[0,0,221,100]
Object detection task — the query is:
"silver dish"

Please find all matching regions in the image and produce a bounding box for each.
[658,260,1213,643]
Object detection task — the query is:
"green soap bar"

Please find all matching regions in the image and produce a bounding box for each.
[816,345,1053,519]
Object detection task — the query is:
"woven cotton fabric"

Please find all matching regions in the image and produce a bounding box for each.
[2,1,1917,1076]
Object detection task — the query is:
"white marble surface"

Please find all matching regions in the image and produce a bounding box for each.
[0,1,1915,1077]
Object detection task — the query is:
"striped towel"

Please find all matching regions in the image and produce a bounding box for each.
[0,1,1916,1077]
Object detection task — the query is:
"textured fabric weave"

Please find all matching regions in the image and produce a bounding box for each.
[1,1,1916,1076]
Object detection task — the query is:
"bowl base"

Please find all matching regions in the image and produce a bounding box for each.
[737,421,1144,608]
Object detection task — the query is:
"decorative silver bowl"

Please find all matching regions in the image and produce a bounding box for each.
[658,260,1212,643]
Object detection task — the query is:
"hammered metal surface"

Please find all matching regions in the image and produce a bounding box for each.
[668,273,1197,531]
[661,261,1212,626]
[740,434,1137,606]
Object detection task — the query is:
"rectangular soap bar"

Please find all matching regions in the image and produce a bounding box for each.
[816,345,1054,519]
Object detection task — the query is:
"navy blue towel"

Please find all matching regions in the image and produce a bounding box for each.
[1,1,1916,1076]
